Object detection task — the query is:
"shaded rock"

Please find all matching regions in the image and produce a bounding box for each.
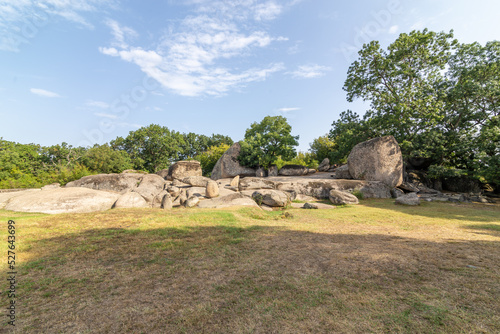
[395,193,420,206]
[303,203,318,209]
[348,135,403,188]
[182,175,211,187]
[308,169,317,174]
[161,193,173,210]
[206,180,219,198]
[230,175,240,187]
[398,182,420,193]
[133,174,168,204]
[66,173,143,192]
[197,193,260,209]
[252,190,290,207]
[178,192,187,206]
[210,142,256,180]
[391,188,405,198]
[113,191,149,209]
[443,176,482,193]
[329,189,359,205]
[168,160,202,180]
[167,186,181,198]
[155,169,170,180]
[186,187,206,198]
[4,188,119,214]
[332,165,352,179]
[318,158,330,172]
[256,167,266,177]
[268,165,278,177]
[238,177,277,191]
[278,165,309,176]
[172,179,191,188]
[185,196,200,208]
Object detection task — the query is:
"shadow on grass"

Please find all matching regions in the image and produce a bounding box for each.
[7,223,500,334]
[361,199,500,223]
[462,224,500,237]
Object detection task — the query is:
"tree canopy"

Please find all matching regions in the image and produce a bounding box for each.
[239,116,299,169]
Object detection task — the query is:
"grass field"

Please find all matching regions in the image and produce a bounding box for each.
[1,199,499,333]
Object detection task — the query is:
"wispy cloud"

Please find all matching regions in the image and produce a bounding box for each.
[94,112,117,119]
[30,88,61,98]
[86,100,110,109]
[0,0,117,52]
[278,107,300,113]
[288,64,331,79]
[105,19,137,48]
[100,1,294,97]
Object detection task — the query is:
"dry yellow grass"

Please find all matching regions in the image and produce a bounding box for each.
[1,199,499,333]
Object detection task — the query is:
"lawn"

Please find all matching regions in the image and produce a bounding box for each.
[1,199,499,333]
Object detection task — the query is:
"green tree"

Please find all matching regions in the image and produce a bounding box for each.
[309,135,336,162]
[111,124,184,173]
[238,116,299,168]
[81,144,133,174]
[195,143,231,176]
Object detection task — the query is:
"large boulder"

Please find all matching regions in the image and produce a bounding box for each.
[210,142,256,180]
[332,165,352,179]
[238,177,276,191]
[4,188,120,214]
[252,190,290,207]
[112,191,149,209]
[347,136,403,188]
[278,165,309,176]
[198,193,260,209]
[182,175,211,187]
[317,158,330,172]
[168,160,202,180]
[328,189,359,205]
[206,180,219,198]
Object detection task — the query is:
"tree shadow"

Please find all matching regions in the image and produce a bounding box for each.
[9,223,500,333]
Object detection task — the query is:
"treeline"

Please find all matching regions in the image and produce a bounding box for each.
[0,128,233,188]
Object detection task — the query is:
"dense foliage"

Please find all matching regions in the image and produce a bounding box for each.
[327,29,499,185]
[238,116,299,169]
[195,143,231,177]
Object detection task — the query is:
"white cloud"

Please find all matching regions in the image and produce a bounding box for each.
[278,107,300,112]
[94,112,117,119]
[86,100,110,109]
[105,19,137,48]
[30,88,61,98]
[389,25,399,34]
[0,0,116,51]
[288,64,331,79]
[100,1,291,97]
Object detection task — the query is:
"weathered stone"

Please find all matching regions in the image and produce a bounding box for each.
[168,160,202,180]
[66,173,144,192]
[318,158,330,172]
[178,192,187,206]
[268,165,278,177]
[238,177,277,191]
[197,193,260,209]
[0,190,41,210]
[303,203,318,209]
[230,175,240,187]
[186,187,206,198]
[206,180,219,198]
[185,196,200,208]
[4,188,119,214]
[255,167,266,177]
[210,142,256,180]
[41,183,60,190]
[167,186,181,198]
[181,175,211,187]
[348,135,403,188]
[332,164,352,179]
[252,190,290,207]
[398,182,420,193]
[172,179,191,188]
[155,169,170,180]
[161,193,173,210]
[395,193,420,206]
[329,189,359,205]
[391,188,405,198]
[308,169,317,174]
[133,174,168,204]
[113,191,149,209]
[278,165,309,176]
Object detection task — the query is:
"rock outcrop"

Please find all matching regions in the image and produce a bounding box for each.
[210,142,256,180]
[113,191,149,208]
[278,165,309,176]
[317,158,330,172]
[252,189,290,207]
[348,136,403,188]
[395,193,421,206]
[332,165,352,179]
[168,160,202,180]
[328,190,359,205]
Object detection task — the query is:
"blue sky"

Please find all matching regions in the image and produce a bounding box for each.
[1,0,499,152]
